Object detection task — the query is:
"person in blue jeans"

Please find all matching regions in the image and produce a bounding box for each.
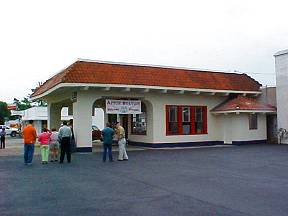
[22,120,37,165]
[101,122,114,162]
[0,127,6,149]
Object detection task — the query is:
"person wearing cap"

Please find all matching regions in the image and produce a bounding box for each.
[115,122,128,161]
[58,121,72,163]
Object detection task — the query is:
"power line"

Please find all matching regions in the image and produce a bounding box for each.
[246,73,275,75]
[232,70,275,75]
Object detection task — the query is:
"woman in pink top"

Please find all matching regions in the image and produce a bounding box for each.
[38,128,51,164]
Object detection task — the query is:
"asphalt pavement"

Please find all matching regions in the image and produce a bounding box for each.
[1,144,288,216]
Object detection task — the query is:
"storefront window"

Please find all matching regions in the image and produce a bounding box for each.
[182,107,190,135]
[249,114,258,130]
[131,103,147,135]
[168,106,178,135]
[131,113,147,135]
[195,107,203,134]
[166,105,207,135]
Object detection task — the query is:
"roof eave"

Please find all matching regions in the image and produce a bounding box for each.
[30,83,262,101]
[211,109,276,114]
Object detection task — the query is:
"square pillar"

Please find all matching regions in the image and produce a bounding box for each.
[275,50,288,144]
[73,92,94,152]
[47,103,62,130]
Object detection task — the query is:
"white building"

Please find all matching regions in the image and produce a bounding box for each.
[275,49,288,144]
[258,87,277,144]
[30,59,275,152]
[12,106,104,135]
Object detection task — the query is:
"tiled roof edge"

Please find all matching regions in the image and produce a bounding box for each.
[241,73,262,87]
[31,59,262,98]
[77,58,253,77]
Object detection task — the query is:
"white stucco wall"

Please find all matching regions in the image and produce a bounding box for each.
[22,107,47,121]
[33,120,43,135]
[92,108,104,130]
[128,99,154,143]
[275,50,288,144]
[22,106,73,121]
[69,90,164,148]
[149,94,224,143]
[46,88,268,149]
[219,114,267,144]
[72,91,94,149]
[47,104,62,130]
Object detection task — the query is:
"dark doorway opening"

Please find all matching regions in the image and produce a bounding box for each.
[267,114,278,144]
[108,114,117,124]
[120,115,129,140]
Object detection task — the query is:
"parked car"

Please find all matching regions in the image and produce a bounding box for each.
[0,125,19,137]
[92,125,102,140]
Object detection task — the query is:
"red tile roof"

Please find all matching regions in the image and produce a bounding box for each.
[31,60,261,97]
[211,95,276,112]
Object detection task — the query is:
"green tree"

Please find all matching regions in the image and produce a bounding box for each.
[35,99,47,107]
[0,101,11,124]
[14,97,32,110]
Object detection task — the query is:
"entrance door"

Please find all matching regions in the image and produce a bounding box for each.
[108,114,117,124]
[121,115,129,140]
[267,114,278,144]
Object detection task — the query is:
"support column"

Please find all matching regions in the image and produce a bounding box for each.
[68,104,73,116]
[47,103,62,130]
[73,91,96,152]
[104,113,108,126]
[275,50,288,144]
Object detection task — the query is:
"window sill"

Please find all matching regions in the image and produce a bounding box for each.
[166,133,208,136]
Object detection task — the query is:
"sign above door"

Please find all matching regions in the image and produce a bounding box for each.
[106,99,142,114]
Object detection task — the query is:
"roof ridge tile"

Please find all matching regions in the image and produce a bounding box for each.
[31,60,262,98]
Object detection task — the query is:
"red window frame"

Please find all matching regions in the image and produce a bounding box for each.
[166,105,179,135]
[166,105,208,136]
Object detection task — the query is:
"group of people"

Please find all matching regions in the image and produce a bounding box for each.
[21,120,128,165]
[22,120,72,165]
[102,122,128,162]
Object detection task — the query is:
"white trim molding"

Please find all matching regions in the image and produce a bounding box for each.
[31,82,262,100]
[211,110,276,114]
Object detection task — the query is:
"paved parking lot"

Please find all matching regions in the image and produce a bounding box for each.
[0,137,145,156]
[1,144,288,216]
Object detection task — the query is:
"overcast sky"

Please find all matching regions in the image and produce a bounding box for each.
[0,0,287,103]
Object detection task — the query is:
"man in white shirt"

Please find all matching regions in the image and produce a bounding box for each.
[58,121,72,163]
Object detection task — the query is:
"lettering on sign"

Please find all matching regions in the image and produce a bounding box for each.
[106,99,141,114]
